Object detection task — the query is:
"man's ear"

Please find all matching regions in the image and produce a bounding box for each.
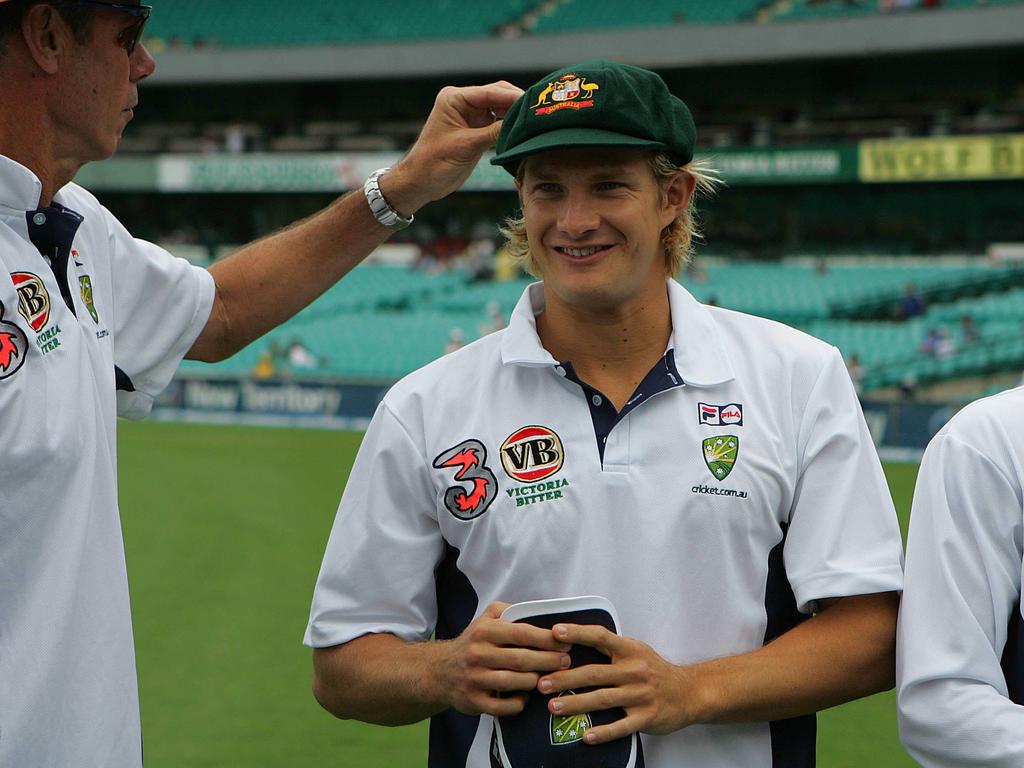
[665,170,696,212]
[21,3,73,75]
[661,170,696,226]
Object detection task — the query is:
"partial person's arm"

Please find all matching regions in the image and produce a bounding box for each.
[187,82,521,362]
[534,591,897,744]
[312,602,571,726]
[897,428,1024,767]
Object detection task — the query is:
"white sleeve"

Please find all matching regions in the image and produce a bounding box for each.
[785,347,905,612]
[897,431,1024,767]
[104,206,215,419]
[305,401,445,648]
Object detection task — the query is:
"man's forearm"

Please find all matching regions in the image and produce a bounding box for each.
[689,592,898,724]
[313,634,451,726]
[188,189,390,362]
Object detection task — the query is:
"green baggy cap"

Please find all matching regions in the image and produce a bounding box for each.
[491,59,696,174]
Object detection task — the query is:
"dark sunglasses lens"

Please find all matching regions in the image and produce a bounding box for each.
[120,13,148,53]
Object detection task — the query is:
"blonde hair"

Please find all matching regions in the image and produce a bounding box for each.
[499,152,722,278]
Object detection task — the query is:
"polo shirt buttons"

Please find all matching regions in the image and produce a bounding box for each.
[555,366,566,377]
[32,213,46,226]
[592,394,603,406]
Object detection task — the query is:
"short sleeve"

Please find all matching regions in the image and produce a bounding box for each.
[103,207,214,419]
[784,346,904,612]
[305,401,445,648]
[897,427,1024,766]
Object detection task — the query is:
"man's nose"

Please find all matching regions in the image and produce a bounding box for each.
[131,43,157,82]
[557,192,599,238]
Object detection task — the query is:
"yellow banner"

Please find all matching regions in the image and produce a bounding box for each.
[859,133,1024,182]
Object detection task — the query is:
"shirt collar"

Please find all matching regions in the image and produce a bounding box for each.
[0,154,44,215]
[501,278,736,388]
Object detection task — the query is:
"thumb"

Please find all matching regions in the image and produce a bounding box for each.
[461,119,504,154]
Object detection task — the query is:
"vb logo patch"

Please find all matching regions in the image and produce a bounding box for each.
[11,272,50,332]
[501,425,564,482]
[703,435,739,481]
[551,697,591,746]
[501,425,570,508]
[433,439,498,520]
[698,402,743,426]
[0,299,29,380]
[531,72,600,116]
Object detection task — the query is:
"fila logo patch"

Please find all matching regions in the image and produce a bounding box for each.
[698,402,743,426]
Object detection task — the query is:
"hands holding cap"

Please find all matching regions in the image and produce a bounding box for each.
[378,81,523,218]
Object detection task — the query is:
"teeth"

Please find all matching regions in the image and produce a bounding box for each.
[563,246,602,257]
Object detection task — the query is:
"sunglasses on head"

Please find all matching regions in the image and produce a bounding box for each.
[75,1,152,54]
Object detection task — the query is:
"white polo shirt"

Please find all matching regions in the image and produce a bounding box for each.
[306,279,904,768]
[0,155,214,767]
[897,385,1024,767]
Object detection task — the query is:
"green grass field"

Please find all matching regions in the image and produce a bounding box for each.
[119,421,919,767]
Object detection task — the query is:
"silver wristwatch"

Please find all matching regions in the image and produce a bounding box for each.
[363,167,414,230]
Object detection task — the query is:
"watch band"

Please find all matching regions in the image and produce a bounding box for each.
[363,167,414,230]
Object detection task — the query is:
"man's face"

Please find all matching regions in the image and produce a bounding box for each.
[55,1,155,162]
[519,148,687,313]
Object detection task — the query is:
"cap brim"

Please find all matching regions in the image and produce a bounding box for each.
[490,127,667,172]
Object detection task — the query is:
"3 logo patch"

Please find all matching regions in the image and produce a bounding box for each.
[0,299,29,381]
[432,439,498,520]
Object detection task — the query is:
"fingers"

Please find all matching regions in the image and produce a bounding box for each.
[476,645,570,674]
[546,680,630,716]
[553,622,622,655]
[445,81,523,116]
[471,692,530,718]
[481,601,511,619]
[579,714,646,745]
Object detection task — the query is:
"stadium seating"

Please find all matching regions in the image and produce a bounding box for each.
[146,0,535,48]
[179,261,1024,393]
[144,0,1024,49]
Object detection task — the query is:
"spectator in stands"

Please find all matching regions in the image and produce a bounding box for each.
[847,353,866,397]
[899,282,925,319]
[479,300,505,335]
[287,337,320,370]
[251,348,276,379]
[444,326,465,354]
[960,313,980,345]
[0,1,522,764]
[920,326,941,356]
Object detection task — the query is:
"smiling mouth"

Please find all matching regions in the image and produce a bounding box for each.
[557,245,613,258]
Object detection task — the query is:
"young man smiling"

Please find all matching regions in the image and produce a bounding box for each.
[306,61,903,767]
[0,1,520,765]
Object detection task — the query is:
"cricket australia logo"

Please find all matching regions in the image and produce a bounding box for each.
[551,696,591,745]
[433,439,498,521]
[703,435,739,481]
[79,275,99,324]
[531,73,600,116]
